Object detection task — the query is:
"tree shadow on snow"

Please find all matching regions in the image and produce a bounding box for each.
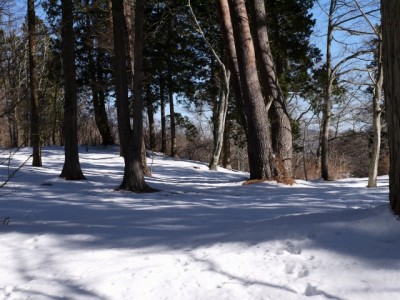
[0,148,398,271]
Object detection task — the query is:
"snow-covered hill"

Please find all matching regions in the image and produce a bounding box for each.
[0,146,399,300]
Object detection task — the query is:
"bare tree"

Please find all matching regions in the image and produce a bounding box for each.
[317,0,376,180]
[381,0,400,214]
[351,0,383,187]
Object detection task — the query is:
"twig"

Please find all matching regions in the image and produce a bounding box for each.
[1,217,10,225]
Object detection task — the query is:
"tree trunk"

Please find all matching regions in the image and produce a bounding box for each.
[209,76,230,170]
[167,67,177,157]
[249,0,293,182]
[89,47,114,146]
[123,0,150,174]
[28,0,42,167]
[60,0,85,180]
[51,88,60,145]
[187,0,230,171]
[111,0,153,192]
[321,0,335,181]
[367,35,383,188]
[217,0,247,132]
[159,73,167,153]
[222,119,232,170]
[381,0,400,214]
[228,0,273,180]
[146,93,157,151]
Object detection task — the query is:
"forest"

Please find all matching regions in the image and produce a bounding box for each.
[1,1,400,298]
[0,0,399,214]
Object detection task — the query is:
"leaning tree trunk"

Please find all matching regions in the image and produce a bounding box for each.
[217,0,248,133]
[28,0,42,167]
[367,36,383,188]
[187,0,230,171]
[249,0,293,182]
[60,0,85,180]
[381,0,400,214]
[111,0,153,192]
[228,0,273,180]
[209,81,230,170]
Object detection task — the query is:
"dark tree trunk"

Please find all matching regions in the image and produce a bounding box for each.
[228,0,273,180]
[51,88,59,145]
[381,0,400,214]
[123,0,150,174]
[146,92,157,151]
[222,119,232,170]
[159,73,167,153]
[111,0,154,192]
[28,0,42,167]
[167,67,177,157]
[60,0,85,180]
[249,0,293,182]
[88,46,114,146]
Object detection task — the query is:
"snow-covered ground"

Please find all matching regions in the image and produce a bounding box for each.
[0,146,399,300]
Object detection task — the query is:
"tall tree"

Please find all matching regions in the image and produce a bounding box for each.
[187,0,230,171]
[351,0,383,188]
[249,0,293,181]
[381,0,400,214]
[228,0,273,180]
[28,0,42,166]
[83,0,115,146]
[217,0,247,133]
[123,0,151,175]
[60,0,85,180]
[111,0,154,192]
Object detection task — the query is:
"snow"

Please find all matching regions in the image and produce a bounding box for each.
[0,146,399,300]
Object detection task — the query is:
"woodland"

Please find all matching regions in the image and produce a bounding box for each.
[0,0,400,214]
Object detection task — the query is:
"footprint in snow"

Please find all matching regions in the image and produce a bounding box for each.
[284,241,302,255]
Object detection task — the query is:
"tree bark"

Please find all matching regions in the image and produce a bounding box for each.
[146,92,157,151]
[367,35,383,188]
[123,0,150,175]
[209,77,230,170]
[167,66,177,157]
[222,118,232,170]
[28,0,42,166]
[187,0,230,171]
[60,0,85,180]
[321,0,335,181]
[381,0,400,214]
[111,0,153,192]
[249,0,293,182]
[217,0,247,132]
[159,72,167,153]
[88,43,115,146]
[228,0,273,180]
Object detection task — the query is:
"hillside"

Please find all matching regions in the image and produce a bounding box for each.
[0,147,399,300]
